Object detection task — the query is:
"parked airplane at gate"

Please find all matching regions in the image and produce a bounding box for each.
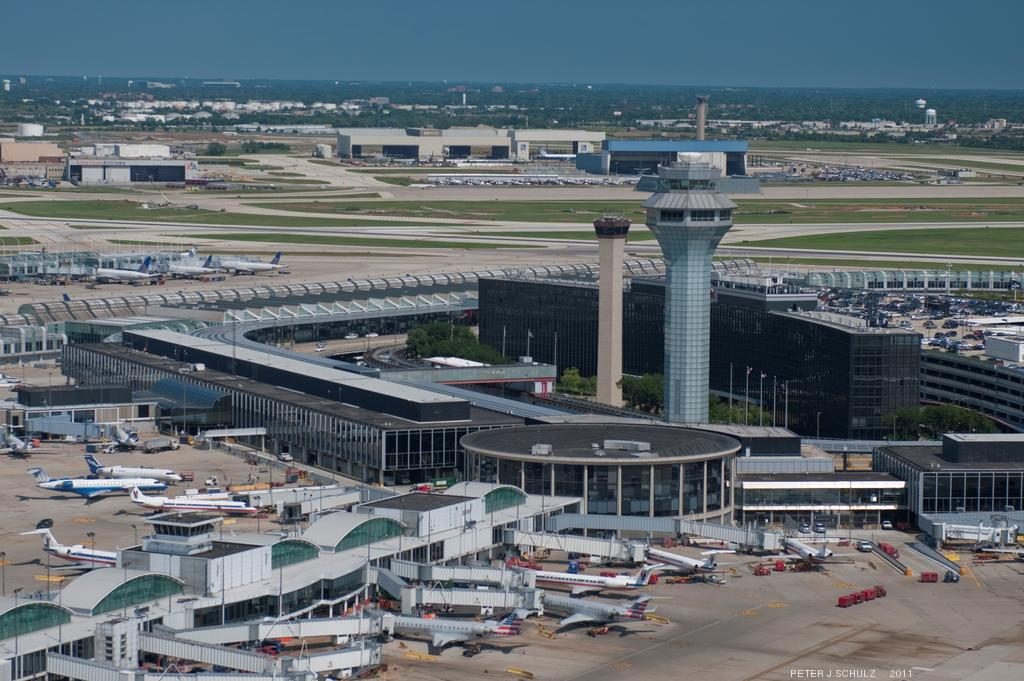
[218,252,283,274]
[85,455,182,483]
[531,564,663,596]
[168,255,220,279]
[129,487,259,515]
[536,148,577,161]
[28,468,167,498]
[391,610,527,650]
[645,546,732,574]
[542,593,653,628]
[95,257,157,283]
[20,529,117,567]
[783,537,835,563]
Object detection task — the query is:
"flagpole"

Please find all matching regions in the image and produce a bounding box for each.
[728,362,733,411]
[784,381,789,428]
[744,367,751,426]
[526,329,531,358]
[772,376,777,427]
[502,325,507,358]
[759,372,764,427]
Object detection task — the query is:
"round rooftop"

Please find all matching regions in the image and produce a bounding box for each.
[461,423,739,463]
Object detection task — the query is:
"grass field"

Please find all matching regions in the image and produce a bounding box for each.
[0,200,438,227]
[105,241,423,258]
[245,197,1024,225]
[187,232,530,250]
[891,157,1024,174]
[350,167,516,174]
[0,237,37,245]
[749,140,1024,155]
[721,256,1024,272]
[739,226,1024,258]
[450,228,656,242]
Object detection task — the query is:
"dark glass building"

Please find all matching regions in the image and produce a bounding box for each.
[478,274,921,439]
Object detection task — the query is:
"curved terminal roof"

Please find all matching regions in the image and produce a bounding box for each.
[443,481,526,498]
[461,423,740,463]
[0,598,74,640]
[303,512,406,552]
[59,569,184,615]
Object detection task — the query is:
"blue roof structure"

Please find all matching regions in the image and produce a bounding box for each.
[602,139,748,153]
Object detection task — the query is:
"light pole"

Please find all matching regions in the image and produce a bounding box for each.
[744,367,751,426]
[0,550,6,596]
[758,372,765,427]
[131,524,138,546]
[816,411,821,439]
[13,587,23,679]
[87,531,95,555]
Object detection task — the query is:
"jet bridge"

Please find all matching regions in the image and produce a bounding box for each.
[543,514,783,552]
[400,585,543,616]
[169,615,381,646]
[387,559,536,589]
[505,530,646,563]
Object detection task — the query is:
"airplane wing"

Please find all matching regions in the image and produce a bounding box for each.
[431,632,469,649]
[570,585,602,597]
[559,613,598,627]
[80,488,110,499]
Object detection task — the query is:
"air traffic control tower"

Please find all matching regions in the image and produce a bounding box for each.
[645,160,737,423]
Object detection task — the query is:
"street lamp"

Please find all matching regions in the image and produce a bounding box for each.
[87,531,95,555]
[0,550,6,596]
[13,587,23,678]
[131,524,138,546]
[816,411,822,439]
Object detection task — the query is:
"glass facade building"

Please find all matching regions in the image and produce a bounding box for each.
[736,474,907,529]
[462,424,739,521]
[479,276,920,439]
[875,445,1024,520]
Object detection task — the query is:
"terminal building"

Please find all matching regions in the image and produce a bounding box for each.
[575,140,758,192]
[335,127,604,161]
[461,423,739,522]
[478,273,921,439]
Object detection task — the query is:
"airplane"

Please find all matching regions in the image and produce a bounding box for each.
[129,487,260,515]
[1,428,40,458]
[168,255,220,279]
[537,148,577,161]
[20,528,117,567]
[84,455,182,483]
[95,256,158,283]
[531,564,663,597]
[979,547,1024,560]
[541,593,653,629]
[645,546,732,574]
[391,609,528,650]
[28,468,168,499]
[111,426,140,450]
[218,252,283,274]
[782,537,835,564]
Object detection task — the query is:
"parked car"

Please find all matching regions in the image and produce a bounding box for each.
[881,520,894,530]
[344,333,358,340]
[799,523,811,533]
[814,522,827,533]
[366,332,379,338]
[856,541,874,552]
[36,518,53,529]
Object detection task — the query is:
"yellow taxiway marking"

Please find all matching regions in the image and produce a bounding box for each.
[765,601,789,609]
[404,651,436,662]
[71,517,95,524]
[961,565,982,589]
[35,574,65,583]
[741,608,760,617]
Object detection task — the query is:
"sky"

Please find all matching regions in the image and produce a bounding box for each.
[5,0,1023,89]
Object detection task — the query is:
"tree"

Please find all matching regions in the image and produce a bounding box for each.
[620,374,663,412]
[886,405,998,440]
[558,367,595,396]
[708,396,771,426]
[405,322,505,364]
[205,142,227,156]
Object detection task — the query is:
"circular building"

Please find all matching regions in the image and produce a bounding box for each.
[461,423,739,521]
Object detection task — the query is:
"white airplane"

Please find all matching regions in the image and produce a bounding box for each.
[1,428,40,458]
[783,537,835,564]
[391,609,527,650]
[20,529,117,567]
[95,256,157,283]
[537,148,577,161]
[645,546,732,574]
[168,255,220,279]
[129,487,259,515]
[531,564,662,597]
[979,547,1024,560]
[28,468,167,499]
[541,593,653,628]
[218,252,283,274]
[113,426,141,450]
[85,455,182,483]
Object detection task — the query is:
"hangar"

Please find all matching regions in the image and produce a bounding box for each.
[576,139,755,187]
[336,127,604,161]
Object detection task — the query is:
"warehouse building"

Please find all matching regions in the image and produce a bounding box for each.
[576,139,755,186]
[65,158,199,185]
[461,422,739,521]
[336,127,604,161]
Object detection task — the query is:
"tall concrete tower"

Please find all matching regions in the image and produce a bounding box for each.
[695,95,709,141]
[645,160,737,423]
[593,216,631,406]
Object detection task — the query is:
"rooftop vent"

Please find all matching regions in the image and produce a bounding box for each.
[603,439,651,452]
[531,443,553,456]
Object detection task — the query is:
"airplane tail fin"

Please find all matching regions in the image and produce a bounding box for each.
[624,595,653,619]
[202,255,213,268]
[129,487,144,502]
[270,251,282,265]
[19,528,60,549]
[138,256,152,273]
[84,454,102,473]
[62,293,71,303]
[493,609,527,636]
[637,563,664,585]
[188,246,197,257]
[28,467,50,483]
